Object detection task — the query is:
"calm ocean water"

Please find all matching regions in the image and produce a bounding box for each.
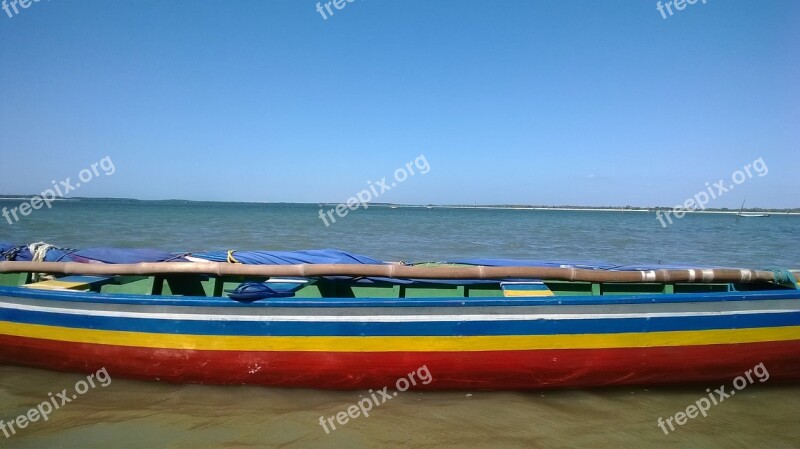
[2,199,799,266]
[1,199,799,448]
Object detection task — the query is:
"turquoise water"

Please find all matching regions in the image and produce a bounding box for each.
[2,199,798,267]
[1,199,799,449]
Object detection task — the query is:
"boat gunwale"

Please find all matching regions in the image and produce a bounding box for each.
[0,285,799,309]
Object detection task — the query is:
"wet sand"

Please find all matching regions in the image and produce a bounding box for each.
[1,366,799,448]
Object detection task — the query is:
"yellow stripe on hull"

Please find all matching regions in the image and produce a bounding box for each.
[502,290,554,297]
[2,321,800,352]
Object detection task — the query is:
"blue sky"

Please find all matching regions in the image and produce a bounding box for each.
[0,0,797,207]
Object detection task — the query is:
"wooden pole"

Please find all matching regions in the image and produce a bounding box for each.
[0,261,793,284]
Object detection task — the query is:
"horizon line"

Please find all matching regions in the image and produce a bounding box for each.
[1,195,799,213]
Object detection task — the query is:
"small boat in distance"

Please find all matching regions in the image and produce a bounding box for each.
[1,243,799,390]
[735,200,771,222]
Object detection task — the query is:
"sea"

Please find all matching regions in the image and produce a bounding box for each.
[1,199,799,448]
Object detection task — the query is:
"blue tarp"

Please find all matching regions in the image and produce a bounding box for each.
[0,243,720,285]
[0,243,182,263]
[191,249,384,266]
[72,248,183,264]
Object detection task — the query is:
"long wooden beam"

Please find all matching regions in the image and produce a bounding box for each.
[0,261,794,284]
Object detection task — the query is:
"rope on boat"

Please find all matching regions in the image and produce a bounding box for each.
[0,261,795,285]
[226,250,241,264]
[1,246,24,261]
[766,268,799,289]
[29,242,57,282]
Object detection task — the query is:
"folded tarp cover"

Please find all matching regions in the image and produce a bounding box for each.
[190,249,385,266]
[0,243,72,262]
[0,243,718,285]
[71,247,184,264]
[0,243,182,264]
[0,243,13,255]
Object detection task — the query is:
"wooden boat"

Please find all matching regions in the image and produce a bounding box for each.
[1,244,799,390]
[734,201,771,220]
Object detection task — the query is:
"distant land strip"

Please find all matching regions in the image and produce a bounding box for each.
[1,195,799,214]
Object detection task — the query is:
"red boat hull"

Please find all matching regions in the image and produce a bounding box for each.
[2,334,798,389]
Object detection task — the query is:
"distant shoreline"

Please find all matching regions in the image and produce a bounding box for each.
[362,204,800,215]
[1,196,798,215]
